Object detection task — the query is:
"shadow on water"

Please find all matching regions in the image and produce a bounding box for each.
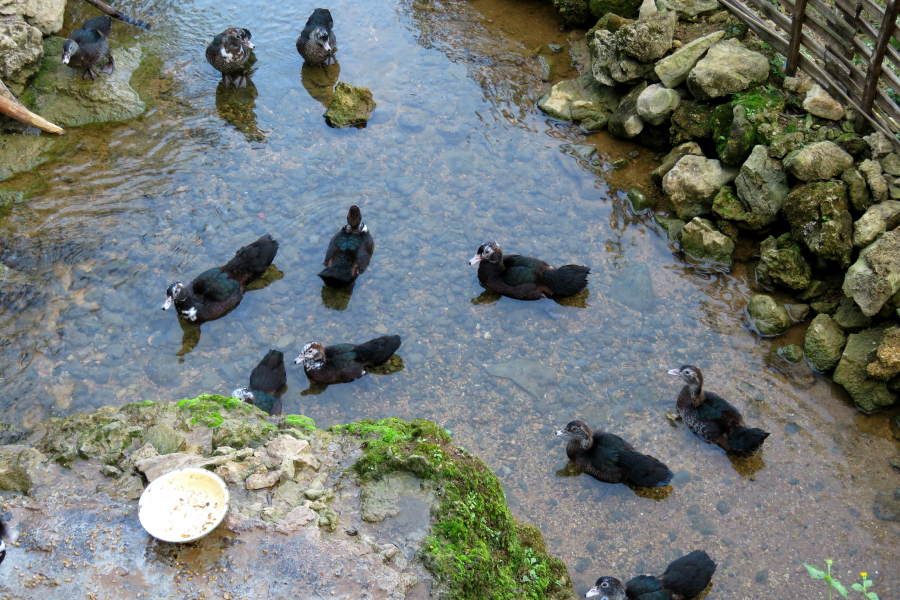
[320,281,354,311]
[215,80,266,143]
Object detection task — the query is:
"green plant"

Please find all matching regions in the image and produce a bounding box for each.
[804,561,880,600]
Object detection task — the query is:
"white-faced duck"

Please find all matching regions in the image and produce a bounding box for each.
[586,550,717,600]
[206,27,255,88]
[297,8,337,66]
[667,365,770,456]
[556,420,673,488]
[62,16,115,80]
[469,241,589,301]
[162,233,278,323]
[233,349,287,416]
[294,335,400,384]
[318,205,374,287]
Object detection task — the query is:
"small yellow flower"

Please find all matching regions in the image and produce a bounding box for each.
[861,572,867,578]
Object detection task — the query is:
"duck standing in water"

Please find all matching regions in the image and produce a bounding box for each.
[667,365,770,456]
[206,27,255,88]
[62,16,115,80]
[468,241,589,300]
[297,8,337,66]
[233,349,287,416]
[556,420,673,488]
[162,233,279,323]
[586,550,717,599]
[319,205,374,287]
[294,335,401,384]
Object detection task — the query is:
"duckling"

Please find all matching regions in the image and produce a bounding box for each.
[587,550,717,600]
[233,349,286,415]
[469,241,589,300]
[319,205,374,287]
[206,27,255,88]
[162,233,278,323]
[62,15,115,80]
[667,365,770,456]
[294,335,401,384]
[556,420,673,488]
[297,8,337,66]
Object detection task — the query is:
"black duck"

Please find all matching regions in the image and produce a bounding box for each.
[586,550,717,600]
[62,15,115,80]
[297,8,337,66]
[206,27,255,88]
[319,205,374,287]
[294,335,400,384]
[469,241,589,300]
[233,349,286,416]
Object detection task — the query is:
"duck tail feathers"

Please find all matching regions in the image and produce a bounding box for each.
[662,550,717,598]
[620,450,674,488]
[318,255,355,287]
[727,426,770,455]
[356,335,401,366]
[225,234,279,282]
[544,265,589,297]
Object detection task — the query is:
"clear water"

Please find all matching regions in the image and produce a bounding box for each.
[1,0,898,597]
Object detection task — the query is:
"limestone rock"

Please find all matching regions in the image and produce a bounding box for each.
[654,30,724,88]
[843,229,900,316]
[853,200,900,247]
[636,83,680,126]
[589,28,657,87]
[778,344,804,362]
[212,418,275,450]
[0,133,54,182]
[267,434,320,471]
[783,73,813,94]
[0,15,42,96]
[711,103,755,165]
[832,296,872,332]
[865,131,894,159]
[651,142,703,186]
[804,314,847,371]
[143,423,185,455]
[783,180,853,267]
[627,186,653,210]
[666,0,721,18]
[681,217,734,265]
[615,12,676,62]
[537,73,619,123]
[0,446,47,493]
[273,504,317,534]
[96,474,145,500]
[802,84,845,120]
[608,82,647,139]
[215,457,267,483]
[135,451,241,482]
[638,0,659,20]
[324,82,375,128]
[842,167,871,213]
[720,144,788,229]
[686,39,769,101]
[833,323,899,412]
[785,303,811,321]
[670,100,715,143]
[755,233,812,290]
[747,294,791,336]
[246,469,282,490]
[783,141,853,182]
[118,442,159,475]
[0,0,65,35]
[654,215,686,240]
[867,326,900,380]
[663,155,739,220]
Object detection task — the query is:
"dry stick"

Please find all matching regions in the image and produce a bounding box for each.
[785,0,809,77]
[856,0,900,131]
[81,0,151,30]
[0,79,65,135]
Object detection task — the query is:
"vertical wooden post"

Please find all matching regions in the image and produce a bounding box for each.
[856,0,900,131]
[785,0,809,77]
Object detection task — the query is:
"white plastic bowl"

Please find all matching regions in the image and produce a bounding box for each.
[138,468,230,543]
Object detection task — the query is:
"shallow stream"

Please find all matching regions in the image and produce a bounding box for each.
[1,0,898,596]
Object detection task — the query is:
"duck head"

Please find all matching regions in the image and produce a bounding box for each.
[556,419,593,450]
[586,577,626,600]
[344,205,367,233]
[235,27,255,49]
[469,241,502,266]
[232,387,255,404]
[294,342,326,369]
[667,364,703,395]
[61,40,78,65]
[313,26,332,52]
[163,282,198,320]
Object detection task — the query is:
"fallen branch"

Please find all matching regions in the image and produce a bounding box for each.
[81,0,151,30]
[0,80,64,135]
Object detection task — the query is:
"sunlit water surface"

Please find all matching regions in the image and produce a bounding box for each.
[0,0,898,596]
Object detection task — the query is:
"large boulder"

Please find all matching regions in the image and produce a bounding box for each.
[615,12,676,62]
[680,217,734,265]
[651,142,703,185]
[747,294,791,336]
[833,323,899,412]
[782,180,853,267]
[804,313,847,371]
[0,0,65,34]
[636,83,679,126]
[802,84,845,120]
[784,141,853,182]
[537,73,620,127]
[663,155,739,220]
[713,144,788,229]
[756,233,812,290]
[852,200,900,247]
[608,82,647,139]
[686,39,769,101]
[842,229,900,316]
[29,37,145,127]
[654,30,724,88]
[589,28,657,87]
[0,15,42,96]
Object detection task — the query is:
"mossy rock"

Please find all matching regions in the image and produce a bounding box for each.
[670,100,715,144]
[212,418,276,450]
[589,0,641,19]
[324,81,376,128]
[334,418,573,600]
[176,394,265,428]
[278,414,316,433]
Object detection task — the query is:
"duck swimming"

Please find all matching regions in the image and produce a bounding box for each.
[233,349,286,416]
[667,365,770,456]
[206,27,255,88]
[62,15,115,80]
[294,335,401,384]
[319,205,374,287]
[162,233,278,323]
[587,550,717,600]
[468,241,589,300]
[556,420,673,488]
[297,8,337,66]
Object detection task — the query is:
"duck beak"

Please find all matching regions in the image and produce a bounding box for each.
[468,254,482,266]
[62,55,70,65]
[323,41,331,51]
[585,587,600,598]
[245,40,255,50]
[667,368,681,376]
[293,355,303,365]
[162,297,173,310]
[555,429,569,436]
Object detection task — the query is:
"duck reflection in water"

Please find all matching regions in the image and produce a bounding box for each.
[320,280,354,311]
[301,61,340,106]
[215,80,266,143]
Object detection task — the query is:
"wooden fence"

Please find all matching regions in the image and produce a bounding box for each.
[717,0,900,147]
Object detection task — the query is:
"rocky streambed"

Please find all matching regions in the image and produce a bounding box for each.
[0,395,572,599]
[538,0,900,413]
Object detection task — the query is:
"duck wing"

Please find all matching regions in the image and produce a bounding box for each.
[622,575,668,600]
[354,232,374,274]
[82,15,112,37]
[249,350,286,396]
[696,392,743,428]
[660,550,717,598]
[191,268,240,303]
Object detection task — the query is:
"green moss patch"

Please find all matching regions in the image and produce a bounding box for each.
[278,415,317,432]
[176,394,262,428]
[333,418,572,600]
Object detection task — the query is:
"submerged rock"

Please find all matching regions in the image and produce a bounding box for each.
[537,73,619,126]
[324,81,375,128]
[747,294,791,336]
[804,313,847,371]
[0,132,54,182]
[485,359,558,398]
[834,323,899,412]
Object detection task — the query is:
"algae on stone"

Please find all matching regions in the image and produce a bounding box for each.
[324,81,375,128]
